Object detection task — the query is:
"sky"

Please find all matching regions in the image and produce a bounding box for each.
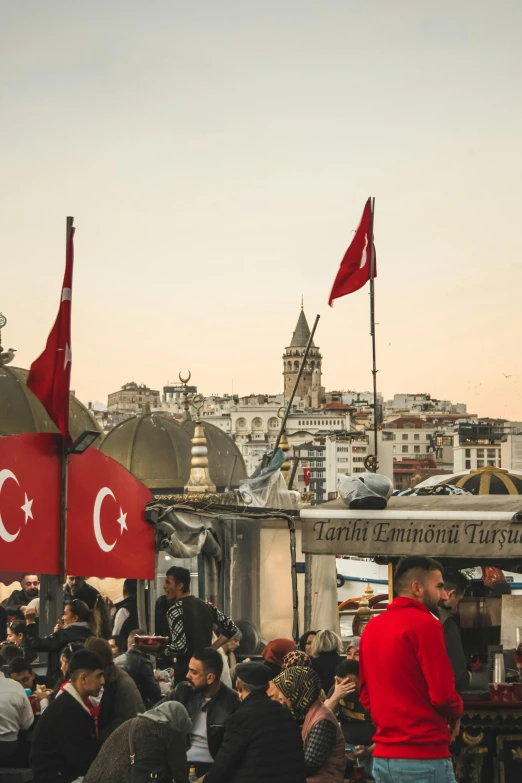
[2,1,521,419]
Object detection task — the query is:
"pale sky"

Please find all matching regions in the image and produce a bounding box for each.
[2,1,521,419]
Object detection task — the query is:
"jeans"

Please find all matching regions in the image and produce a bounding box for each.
[373,757,457,783]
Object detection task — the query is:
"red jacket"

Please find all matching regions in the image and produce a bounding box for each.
[359,597,463,759]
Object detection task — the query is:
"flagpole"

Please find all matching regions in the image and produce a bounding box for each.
[368,198,379,465]
[60,216,74,583]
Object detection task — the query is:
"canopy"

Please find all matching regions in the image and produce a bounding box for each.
[301,495,522,561]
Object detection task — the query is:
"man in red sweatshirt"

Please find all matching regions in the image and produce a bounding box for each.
[359,555,463,783]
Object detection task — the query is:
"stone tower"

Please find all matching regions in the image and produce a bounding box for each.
[283,304,324,405]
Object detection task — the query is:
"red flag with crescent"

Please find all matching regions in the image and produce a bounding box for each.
[27,226,74,442]
[67,448,154,578]
[0,434,61,574]
[328,199,376,305]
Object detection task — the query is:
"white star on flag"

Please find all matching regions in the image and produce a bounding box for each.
[64,344,72,369]
[117,508,128,534]
[21,493,33,524]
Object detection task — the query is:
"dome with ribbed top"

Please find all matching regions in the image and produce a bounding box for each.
[0,365,101,440]
[99,413,192,493]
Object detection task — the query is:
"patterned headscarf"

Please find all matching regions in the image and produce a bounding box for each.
[282,650,311,670]
[262,638,296,667]
[273,666,321,725]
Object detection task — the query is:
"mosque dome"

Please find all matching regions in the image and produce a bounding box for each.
[440,467,522,495]
[182,419,247,491]
[99,413,192,493]
[99,411,248,495]
[0,365,101,440]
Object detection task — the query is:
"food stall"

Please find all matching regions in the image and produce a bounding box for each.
[300,494,522,783]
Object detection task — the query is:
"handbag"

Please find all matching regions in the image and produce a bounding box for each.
[128,718,169,783]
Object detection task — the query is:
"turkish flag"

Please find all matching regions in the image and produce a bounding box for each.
[0,434,61,574]
[27,225,74,442]
[328,199,376,305]
[67,448,154,579]
[303,467,311,487]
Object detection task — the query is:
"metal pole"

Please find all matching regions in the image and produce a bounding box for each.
[59,216,74,583]
[304,554,313,631]
[274,314,321,454]
[368,199,378,462]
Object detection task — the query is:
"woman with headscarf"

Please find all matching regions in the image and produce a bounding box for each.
[345,636,360,661]
[83,701,191,783]
[261,638,295,678]
[309,630,344,694]
[282,650,311,670]
[274,666,345,783]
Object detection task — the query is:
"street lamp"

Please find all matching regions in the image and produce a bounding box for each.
[68,430,101,455]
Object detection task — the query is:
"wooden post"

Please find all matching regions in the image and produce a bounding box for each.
[388,562,394,600]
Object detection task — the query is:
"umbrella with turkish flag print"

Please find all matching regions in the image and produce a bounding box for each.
[0,434,61,574]
[67,448,154,579]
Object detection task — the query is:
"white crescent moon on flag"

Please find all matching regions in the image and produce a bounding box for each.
[0,469,21,543]
[93,487,117,553]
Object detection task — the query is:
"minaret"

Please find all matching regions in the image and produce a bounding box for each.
[283,301,323,402]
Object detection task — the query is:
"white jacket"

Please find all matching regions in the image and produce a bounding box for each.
[0,672,34,742]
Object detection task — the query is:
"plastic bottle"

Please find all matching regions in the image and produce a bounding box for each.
[188,765,198,783]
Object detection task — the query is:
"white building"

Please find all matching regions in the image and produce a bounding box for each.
[453,421,504,472]
[385,393,467,417]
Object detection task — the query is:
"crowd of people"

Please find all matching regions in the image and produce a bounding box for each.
[0,557,468,782]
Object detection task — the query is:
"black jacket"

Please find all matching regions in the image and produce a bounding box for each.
[164,680,240,759]
[25,622,95,678]
[114,647,161,708]
[5,589,37,619]
[113,596,139,641]
[440,608,470,693]
[204,690,306,783]
[311,651,343,694]
[31,689,99,783]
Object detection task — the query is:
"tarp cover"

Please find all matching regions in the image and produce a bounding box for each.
[146,505,222,560]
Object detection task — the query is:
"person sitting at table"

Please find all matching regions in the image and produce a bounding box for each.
[114,628,161,708]
[24,599,96,678]
[8,657,53,695]
[5,574,40,619]
[31,649,104,783]
[5,618,38,663]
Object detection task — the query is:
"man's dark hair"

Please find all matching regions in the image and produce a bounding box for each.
[0,646,26,665]
[69,650,104,679]
[192,647,223,679]
[166,566,191,592]
[8,657,33,675]
[443,569,469,596]
[123,579,137,596]
[336,659,359,678]
[394,556,443,595]
[21,573,38,582]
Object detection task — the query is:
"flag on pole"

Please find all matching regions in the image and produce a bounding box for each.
[27,223,75,442]
[328,198,375,305]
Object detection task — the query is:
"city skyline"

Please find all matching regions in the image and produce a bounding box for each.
[2,2,521,419]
